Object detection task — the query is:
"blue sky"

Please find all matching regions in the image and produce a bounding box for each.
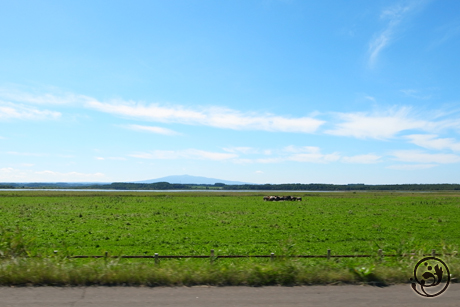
[1,0,460,184]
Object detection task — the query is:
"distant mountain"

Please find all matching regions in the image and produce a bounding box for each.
[134,175,252,185]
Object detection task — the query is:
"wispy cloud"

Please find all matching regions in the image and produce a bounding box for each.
[222,147,259,154]
[34,170,106,180]
[287,152,341,163]
[368,2,422,67]
[6,151,48,157]
[283,145,320,153]
[123,124,180,136]
[230,146,343,164]
[254,157,285,163]
[0,167,27,181]
[129,145,347,164]
[135,145,387,166]
[95,157,127,161]
[405,134,460,152]
[341,154,382,164]
[387,164,437,170]
[0,86,92,105]
[325,107,435,139]
[429,20,460,49]
[87,100,324,133]
[364,96,376,102]
[130,146,384,165]
[0,167,17,174]
[391,150,460,164]
[0,87,325,133]
[400,89,431,100]
[130,149,238,161]
[0,167,105,181]
[233,157,284,164]
[369,31,391,67]
[0,102,61,121]
[5,151,76,158]
[282,146,341,163]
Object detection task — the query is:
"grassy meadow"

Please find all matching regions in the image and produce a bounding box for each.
[0,190,459,285]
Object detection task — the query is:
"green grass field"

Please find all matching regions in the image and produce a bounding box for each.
[0,191,459,285]
[1,191,459,256]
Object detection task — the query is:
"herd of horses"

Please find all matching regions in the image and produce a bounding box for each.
[263,195,302,201]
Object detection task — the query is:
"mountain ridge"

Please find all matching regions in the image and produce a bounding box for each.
[134,174,252,185]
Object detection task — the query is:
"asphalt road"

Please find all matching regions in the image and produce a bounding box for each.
[0,284,459,307]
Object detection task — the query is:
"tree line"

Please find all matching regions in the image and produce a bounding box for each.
[2,182,460,191]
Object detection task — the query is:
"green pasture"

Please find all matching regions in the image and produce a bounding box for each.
[1,191,459,257]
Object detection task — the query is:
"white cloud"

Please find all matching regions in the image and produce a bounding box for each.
[223,147,258,154]
[130,149,238,161]
[263,150,272,155]
[405,134,460,152]
[231,157,283,164]
[129,146,343,164]
[391,150,460,164]
[233,146,341,164]
[369,30,391,67]
[429,20,460,49]
[325,107,434,139]
[0,87,90,105]
[231,158,255,164]
[0,168,105,181]
[0,102,61,121]
[123,124,180,136]
[0,88,325,133]
[255,157,285,163]
[0,167,27,180]
[87,100,324,133]
[364,96,376,102]
[34,170,106,180]
[128,144,384,166]
[283,146,341,163]
[255,170,264,174]
[108,157,126,160]
[283,145,321,153]
[400,89,431,100]
[368,2,420,67]
[56,154,75,158]
[287,152,341,163]
[1,167,16,173]
[341,154,382,164]
[387,164,437,170]
[6,151,47,157]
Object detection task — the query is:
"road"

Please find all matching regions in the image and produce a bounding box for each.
[0,284,459,307]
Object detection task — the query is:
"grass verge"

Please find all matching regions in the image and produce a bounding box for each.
[0,255,458,286]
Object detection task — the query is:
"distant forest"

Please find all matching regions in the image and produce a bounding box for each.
[2,182,460,191]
